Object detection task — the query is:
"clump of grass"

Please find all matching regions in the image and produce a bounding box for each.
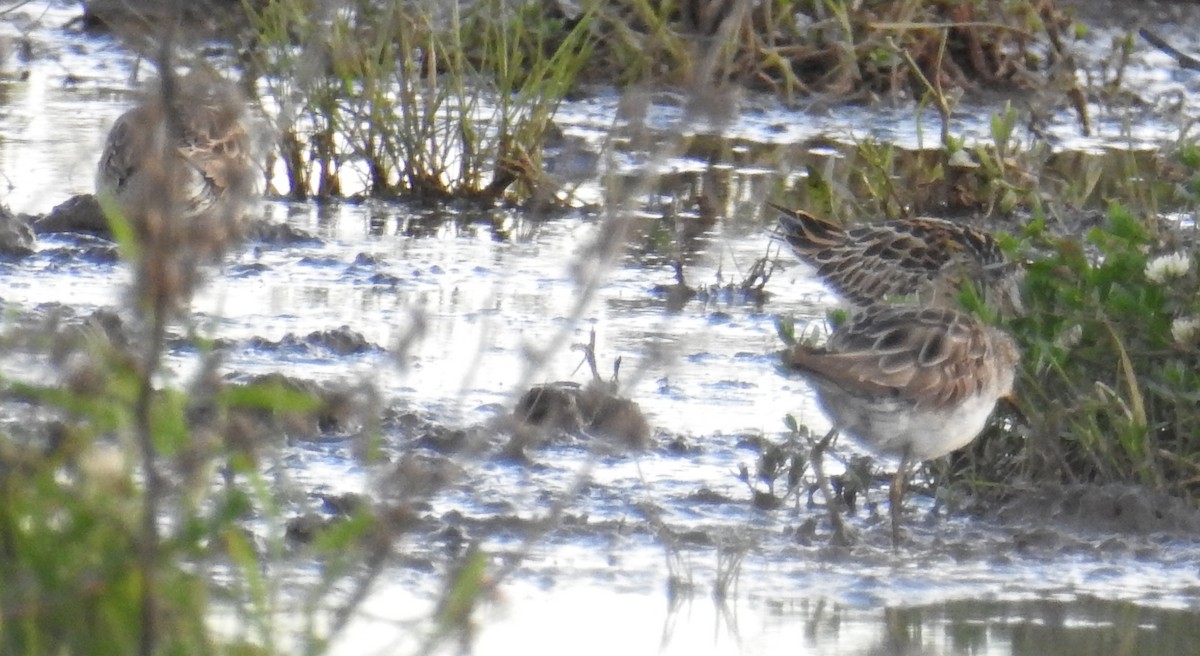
[780,96,1199,225]
[238,0,1086,205]
[244,0,598,204]
[582,0,1081,100]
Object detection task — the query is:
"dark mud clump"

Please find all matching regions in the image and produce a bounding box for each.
[236,327,383,358]
[34,195,110,236]
[0,205,36,258]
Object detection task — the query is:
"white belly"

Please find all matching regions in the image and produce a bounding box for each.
[818,390,1003,462]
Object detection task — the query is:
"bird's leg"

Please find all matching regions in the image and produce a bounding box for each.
[890,448,912,549]
[810,428,851,546]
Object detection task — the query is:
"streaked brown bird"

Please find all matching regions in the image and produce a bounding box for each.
[95,67,256,306]
[96,67,255,251]
[784,304,1020,546]
[770,202,1024,315]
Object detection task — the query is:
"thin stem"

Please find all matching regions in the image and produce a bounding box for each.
[137,297,168,656]
[809,428,852,546]
[138,19,181,653]
[889,448,912,549]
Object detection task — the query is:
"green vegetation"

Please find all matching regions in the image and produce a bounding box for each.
[243,0,599,202]
[958,202,1200,495]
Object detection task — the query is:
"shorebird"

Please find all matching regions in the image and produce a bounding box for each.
[95,67,256,308]
[784,303,1020,545]
[96,67,255,254]
[769,202,1024,315]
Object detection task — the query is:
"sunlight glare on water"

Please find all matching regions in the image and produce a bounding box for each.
[170,200,831,435]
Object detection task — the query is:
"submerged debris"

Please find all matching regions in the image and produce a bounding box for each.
[509,328,652,453]
[511,380,651,452]
[0,204,35,258]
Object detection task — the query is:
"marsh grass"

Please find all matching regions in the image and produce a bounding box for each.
[236,0,1081,204]
[576,0,1080,101]
[777,103,1196,228]
[757,0,1076,100]
[244,0,598,203]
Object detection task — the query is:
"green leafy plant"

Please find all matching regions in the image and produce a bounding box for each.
[955,204,1200,494]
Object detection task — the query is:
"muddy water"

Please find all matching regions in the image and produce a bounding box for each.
[5,3,1200,655]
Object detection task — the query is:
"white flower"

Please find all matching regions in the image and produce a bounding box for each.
[1171,316,1200,347]
[1145,252,1192,283]
[1054,323,1083,350]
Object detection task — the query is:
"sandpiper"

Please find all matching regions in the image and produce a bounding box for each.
[95,67,257,309]
[96,67,255,252]
[769,202,1023,315]
[784,303,1020,545]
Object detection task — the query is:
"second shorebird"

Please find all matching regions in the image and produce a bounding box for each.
[784,304,1019,546]
[95,67,256,306]
[96,67,255,258]
[769,202,1023,315]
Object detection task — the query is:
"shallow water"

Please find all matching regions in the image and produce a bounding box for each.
[5,2,1200,654]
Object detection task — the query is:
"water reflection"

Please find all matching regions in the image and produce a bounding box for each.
[883,597,1200,656]
[335,583,1200,656]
